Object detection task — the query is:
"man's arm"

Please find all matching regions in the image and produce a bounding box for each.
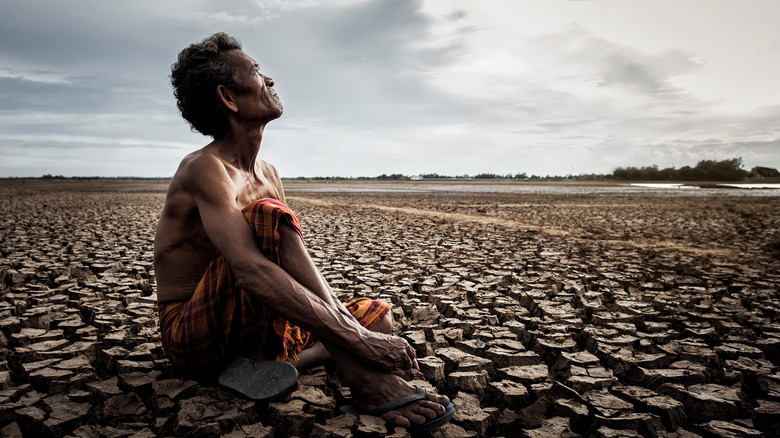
[187,156,416,373]
[265,161,358,321]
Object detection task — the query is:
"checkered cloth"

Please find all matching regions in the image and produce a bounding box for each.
[158,198,391,372]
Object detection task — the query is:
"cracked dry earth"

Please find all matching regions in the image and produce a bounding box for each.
[0,181,779,438]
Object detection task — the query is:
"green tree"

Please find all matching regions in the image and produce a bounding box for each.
[749,166,780,178]
[658,167,678,180]
[694,158,748,181]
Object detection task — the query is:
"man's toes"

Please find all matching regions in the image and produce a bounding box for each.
[404,411,429,426]
[384,411,411,428]
[386,410,430,427]
[427,392,450,406]
[410,402,440,419]
[416,400,445,417]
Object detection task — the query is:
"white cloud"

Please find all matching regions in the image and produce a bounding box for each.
[253,0,367,13]
[1,0,779,177]
[193,11,257,26]
[0,67,71,84]
[0,134,195,150]
[185,0,372,27]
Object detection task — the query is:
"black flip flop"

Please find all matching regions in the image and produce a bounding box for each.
[339,385,455,433]
[217,356,298,402]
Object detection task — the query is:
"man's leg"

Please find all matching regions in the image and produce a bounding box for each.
[290,307,393,370]
[159,199,313,373]
[276,222,450,429]
[158,255,277,373]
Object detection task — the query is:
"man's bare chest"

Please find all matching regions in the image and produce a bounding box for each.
[228,166,282,207]
[235,182,281,207]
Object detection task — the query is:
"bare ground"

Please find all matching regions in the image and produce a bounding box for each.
[0,180,779,437]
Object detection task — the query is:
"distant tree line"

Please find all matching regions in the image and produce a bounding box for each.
[750,166,780,178]
[285,158,777,182]
[282,158,777,182]
[22,157,777,182]
[612,158,775,181]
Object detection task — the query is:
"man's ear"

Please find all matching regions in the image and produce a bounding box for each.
[216,85,238,113]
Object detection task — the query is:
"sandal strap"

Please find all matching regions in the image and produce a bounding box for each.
[369,386,427,416]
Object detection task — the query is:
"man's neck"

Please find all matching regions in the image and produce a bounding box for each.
[216,124,266,173]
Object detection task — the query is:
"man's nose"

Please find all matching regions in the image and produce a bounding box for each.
[263,75,274,87]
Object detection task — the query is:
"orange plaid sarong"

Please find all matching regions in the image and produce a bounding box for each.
[158,198,391,372]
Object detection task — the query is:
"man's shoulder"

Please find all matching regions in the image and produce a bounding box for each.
[259,160,285,198]
[174,148,230,186]
[179,147,225,175]
[167,147,235,203]
[259,159,279,177]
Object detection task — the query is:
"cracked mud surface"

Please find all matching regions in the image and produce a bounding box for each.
[1,181,779,437]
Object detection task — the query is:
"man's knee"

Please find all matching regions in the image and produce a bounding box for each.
[277,220,307,261]
[372,311,393,335]
[241,198,303,245]
[241,198,277,214]
[278,220,301,240]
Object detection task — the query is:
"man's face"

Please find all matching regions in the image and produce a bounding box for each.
[226,49,283,122]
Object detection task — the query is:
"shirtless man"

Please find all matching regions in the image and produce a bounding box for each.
[154,33,451,431]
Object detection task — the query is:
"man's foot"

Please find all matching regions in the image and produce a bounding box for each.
[345,369,452,430]
[340,385,455,432]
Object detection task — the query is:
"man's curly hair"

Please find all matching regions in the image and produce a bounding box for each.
[171,33,245,139]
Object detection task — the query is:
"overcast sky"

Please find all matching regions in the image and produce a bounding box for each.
[1,0,778,178]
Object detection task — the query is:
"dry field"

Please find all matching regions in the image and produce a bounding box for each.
[0,180,779,437]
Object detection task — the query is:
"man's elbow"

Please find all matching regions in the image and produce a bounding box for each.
[232,259,274,297]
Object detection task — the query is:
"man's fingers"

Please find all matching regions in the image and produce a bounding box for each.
[404,345,416,370]
[378,336,418,373]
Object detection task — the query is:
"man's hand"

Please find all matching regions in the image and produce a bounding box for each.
[362,332,419,376]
